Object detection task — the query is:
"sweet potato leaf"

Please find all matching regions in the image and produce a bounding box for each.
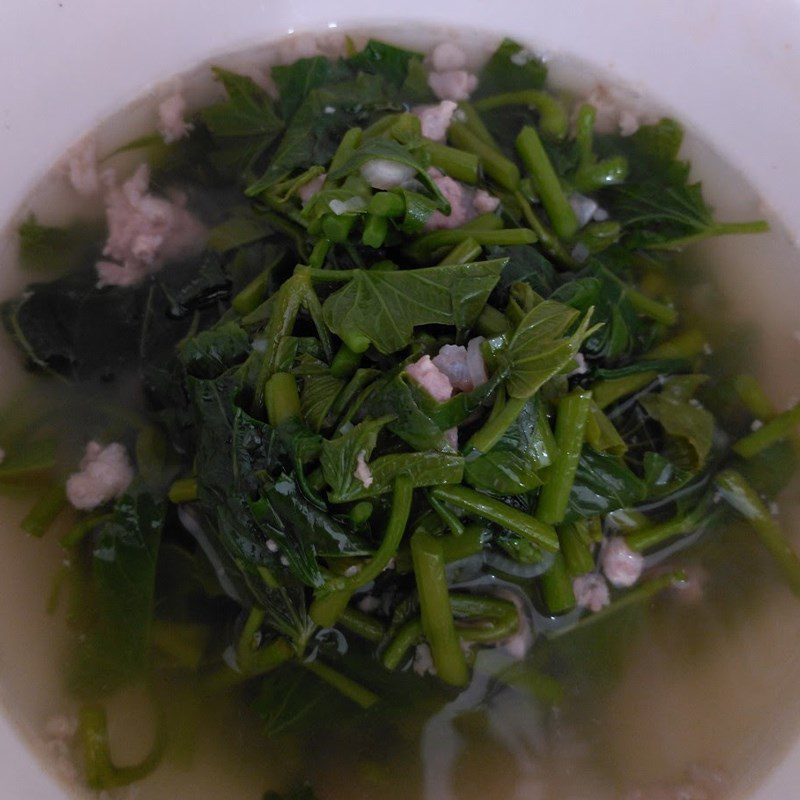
[475,38,547,97]
[505,300,598,398]
[320,417,392,502]
[69,485,165,698]
[321,259,505,354]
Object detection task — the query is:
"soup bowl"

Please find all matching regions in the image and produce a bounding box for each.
[2,0,800,797]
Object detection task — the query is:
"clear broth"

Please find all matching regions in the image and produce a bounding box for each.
[1,26,800,800]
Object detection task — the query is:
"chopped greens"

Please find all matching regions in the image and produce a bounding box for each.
[2,35,791,798]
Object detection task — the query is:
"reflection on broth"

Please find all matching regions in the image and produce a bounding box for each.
[0,26,798,800]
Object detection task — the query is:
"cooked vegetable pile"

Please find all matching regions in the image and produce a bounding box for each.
[2,36,798,793]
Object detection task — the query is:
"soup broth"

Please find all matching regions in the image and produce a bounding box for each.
[0,26,799,800]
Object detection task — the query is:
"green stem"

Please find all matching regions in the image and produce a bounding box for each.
[513,190,576,267]
[60,512,114,548]
[237,607,266,672]
[475,304,510,337]
[558,522,595,576]
[330,343,361,379]
[424,141,480,184]
[362,214,389,248]
[516,125,578,239]
[733,403,800,458]
[79,705,163,790]
[265,372,301,426]
[448,121,520,191]
[301,659,378,708]
[168,477,198,504]
[338,606,385,643]
[457,102,497,147]
[411,530,469,686]
[475,90,568,139]
[593,372,657,410]
[21,484,67,538]
[642,220,770,251]
[645,328,707,360]
[406,228,536,261]
[600,267,677,326]
[368,191,405,217]
[548,572,685,639]
[734,374,776,420]
[382,619,423,670]
[427,491,465,536]
[715,469,800,596]
[431,484,559,552]
[535,389,593,524]
[308,238,332,269]
[626,506,707,552]
[467,395,527,455]
[438,237,482,265]
[310,475,413,626]
[439,523,488,562]
[539,552,576,615]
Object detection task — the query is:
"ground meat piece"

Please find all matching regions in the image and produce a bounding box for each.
[65,441,134,511]
[432,337,488,392]
[430,42,467,72]
[158,92,193,144]
[97,164,206,287]
[405,355,453,403]
[412,100,458,142]
[602,537,644,588]
[425,169,471,230]
[573,574,611,612]
[66,138,100,196]
[473,189,500,213]
[428,70,478,102]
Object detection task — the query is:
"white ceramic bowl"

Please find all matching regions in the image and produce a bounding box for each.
[2,1,800,797]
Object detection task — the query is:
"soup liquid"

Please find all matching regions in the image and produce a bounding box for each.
[1,26,800,800]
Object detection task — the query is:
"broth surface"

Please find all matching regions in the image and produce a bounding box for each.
[0,26,799,800]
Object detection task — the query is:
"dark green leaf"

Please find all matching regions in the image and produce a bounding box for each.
[17,215,101,272]
[505,300,597,398]
[346,40,422,88]
[366,373,452,452]
[639,378,714,468]
[464,397,551,494]
[179,322,250,378]
[320,417,392,502]
[272,56,352,121]
[567,446,647,519]
[475,38,547,97]
[321,260,505,354]
[69,486,165,698]
[331,451,464,502]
